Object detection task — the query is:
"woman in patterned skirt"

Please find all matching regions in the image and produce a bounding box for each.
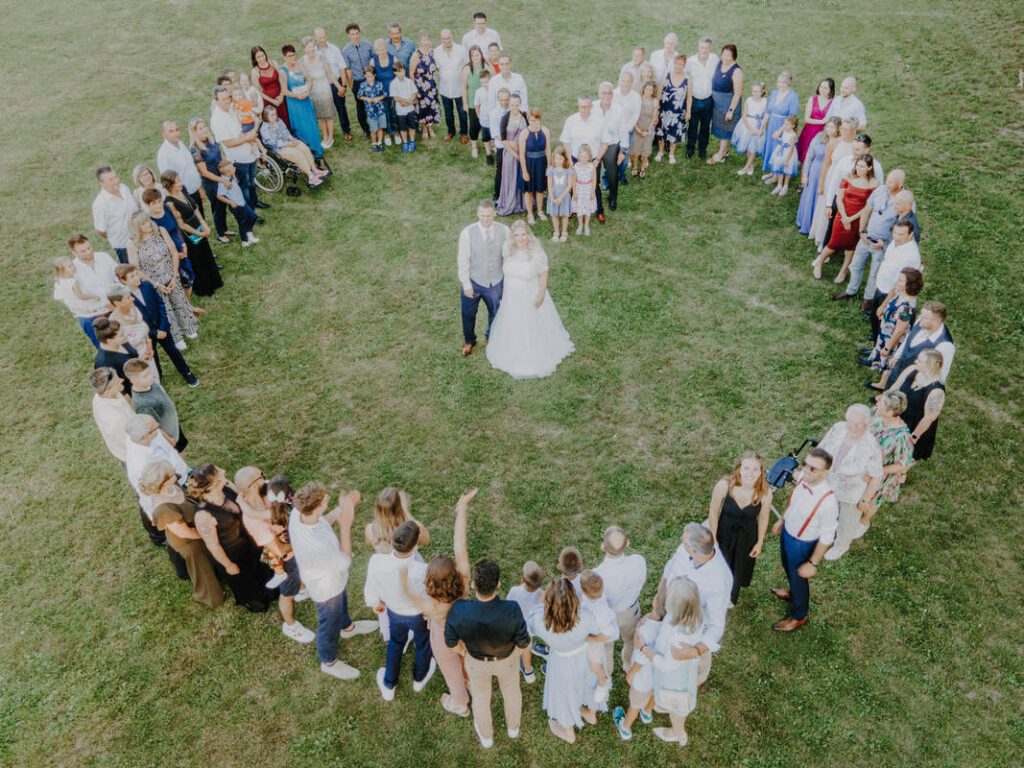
[127,212,197,345]
[410,33,441,138]
[655,54,688,164]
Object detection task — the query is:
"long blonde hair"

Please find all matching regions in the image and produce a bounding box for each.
[370,488,409,550]
[503,219,544,259]
[665,577,703,633]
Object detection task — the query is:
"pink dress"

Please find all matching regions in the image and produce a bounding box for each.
[796,95,832,162]
[572,162,596,215]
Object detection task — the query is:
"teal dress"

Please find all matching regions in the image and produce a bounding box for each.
[282,66,323,157]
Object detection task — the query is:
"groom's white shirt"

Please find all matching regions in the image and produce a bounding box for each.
[457,221,508,293]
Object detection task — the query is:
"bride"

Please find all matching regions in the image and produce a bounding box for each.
[486,220,574,379]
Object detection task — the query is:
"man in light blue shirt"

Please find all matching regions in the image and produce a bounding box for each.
[386,23,416,68]
[342,23,375,137]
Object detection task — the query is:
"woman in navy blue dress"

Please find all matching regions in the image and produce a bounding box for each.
[655,53,688,164]
[519,109,551,225]
[709,44,744,164]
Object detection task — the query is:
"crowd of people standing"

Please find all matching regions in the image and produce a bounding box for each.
[50,10,960,752]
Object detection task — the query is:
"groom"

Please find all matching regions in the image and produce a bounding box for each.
[457,200,510,356]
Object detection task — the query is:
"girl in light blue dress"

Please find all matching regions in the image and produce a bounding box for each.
[768,116,800,195]
[732,82,767,176]
[546,146,574,242]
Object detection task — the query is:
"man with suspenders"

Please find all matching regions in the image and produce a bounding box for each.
[770,447,840,632]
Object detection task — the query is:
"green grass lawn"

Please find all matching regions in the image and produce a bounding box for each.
[1,1,1022,766]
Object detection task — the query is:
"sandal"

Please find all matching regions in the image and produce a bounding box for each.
[639,169,646,179]
[631,168,638,177]
[527,215,536,225]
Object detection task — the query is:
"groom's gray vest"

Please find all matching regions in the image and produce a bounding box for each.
[468,223,507,288]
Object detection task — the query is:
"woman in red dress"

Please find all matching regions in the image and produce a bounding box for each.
[796,78,834,162]
[251,45,289,128]
[813,154,879,281]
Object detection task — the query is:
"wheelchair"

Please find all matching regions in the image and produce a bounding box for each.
[254,150,304,197]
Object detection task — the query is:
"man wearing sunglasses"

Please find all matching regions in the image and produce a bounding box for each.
[770,447,839,632]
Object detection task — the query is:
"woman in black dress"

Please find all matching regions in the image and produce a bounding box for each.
[161,171,223,298]
[893,348,946,461]
[708,452,773,604]
[190,464,273,612]
[92,317,139,396]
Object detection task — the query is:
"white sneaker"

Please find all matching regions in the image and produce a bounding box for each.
[322,138,334,149]
[852,522,870,540]
[376,667,395,701]
[294,588,310,602]
[576,223,583,235]
[246,233,260,244]
[654,151,663,162]
[551,233,559,242]
[594,682,610,704]
[384,136,393,146]
[560,233,568,242]
[507,727,519,739]
[265,572,286,589]
[174,340,188,351]
[474,720,493,749]
[321,660,360,680]
[737,168,748,176]
[282,621,315,644]
[584,225,591,236]
[779,186,789,196]
[412,658,437,692]
[340,620,378,639]
[824,546,847,561]
[668,155,677,164]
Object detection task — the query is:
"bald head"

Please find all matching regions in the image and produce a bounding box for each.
[840,76,857,96]
[894,189,915,214]
[886,169,906,193]
[162,120,181,144]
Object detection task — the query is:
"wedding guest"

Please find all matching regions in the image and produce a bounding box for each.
[191,464,273,613]
[488,54,528,110]
[92,317,139,395]
[546,145,574,242]
[580,571,619,706]
[506,560,545,675]
[861,190,921,306]
[397,489,479,717]
[863,268,923,376]
[684,37,718,160]
[124,414,187,547]
[654,524,732,683]
[519,108,550,224]
[497,93,527,214]
[210,86,264,210]
[647,577,704,745]
[770,447,838,632]
[818,133,884,253]
[127,212,196,348]
[489,87,512,197]
[410,33,441,139]
[234,467,316,644]
[289,483,377,680]
[157,120,205,212]
[89,367,134,462]
[299,36,337,149]
[813,154,879,281]
[462,12,502,53]
[732,80,767,175]
[107,285,157,380]
[759,70,800,177]
[389,61,420,152]
[342,24,375,138]
[796,117,839,233]
[92,166,140,263]
[116,263,198,385]
[433,29,468,142]
[880,302,954,389]
[386,22,416,68]
[796,78,835,162]
[654,54,688,164]
[161,171,222,298]
[123,358,186,452]
[529,578,602,744]
[281,44,326,157]
[60,236,117,346]
[629,80,659,178]
[357,65,389,152]
[571,145,597,235]
[457,200,510,356]
[593,81,629,220]
[259,106,327,187]
[766,114,800,196]
[826,76,868,129]
[708,44,743,164]
[810,117,857,246]
[862,221,922,340]
[893,348,948,462]
[143,460,225,608]
[593,525,647,670]
[817,405,884,561]
[859,390,915,537]
[365,521,436,701]
[613,72,641,180]
[216,160,260,246]
[707,453,772,604]
[314,27,353,141]
[462,45,491,158]
[649,32,679,80]
[188,118,232,243]
[132,164,165,209]
[251,45,289,129]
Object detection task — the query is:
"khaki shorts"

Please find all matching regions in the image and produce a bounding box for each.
[629,685,654,710]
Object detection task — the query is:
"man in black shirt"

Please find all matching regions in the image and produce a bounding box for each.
[445,558,530,749]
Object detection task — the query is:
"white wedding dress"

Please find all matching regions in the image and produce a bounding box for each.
[486,246,574,379]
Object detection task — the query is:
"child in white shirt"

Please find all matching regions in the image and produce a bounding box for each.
[580,570,620,706]
[474,70,494,162]
[612,614,660,740]
[506,560,545,682]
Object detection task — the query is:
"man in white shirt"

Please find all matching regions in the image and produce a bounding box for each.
[593,526,647,670]
[462,11,502,53]
[560,96,606,163]
[866,221,922,338]
[619,47,646,93]
[210,86,264,211]
[92,166,139,263]
[770,447,839,631]
[434,29,469,142]
[593,82,629,220]
[70,235,118,302]
[826,76,868,129]
[364,520,435,701]
[685,36,719,159]
[90,368,134,462]
[289,483,376,681]
[124,414,187,546]
[488,89,511,200]
[314,27,353,139]
[457,200,510,356]
[156,121,203,208]
[649,32,679,81]
[654,523,733,682]
[886,301,955,384]
[613,72,641,184]
[488,55,527,111]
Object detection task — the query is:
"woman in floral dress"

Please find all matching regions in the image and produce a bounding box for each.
[861,390,916,539]
[655,53,688,164]
[866,268,923,374]
[410,34,440,138]
[126,212,197,345]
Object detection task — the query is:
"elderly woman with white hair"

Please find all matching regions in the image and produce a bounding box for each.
[817,403,884,561]
[857,390,915,540]
[131,164,166,209]
[485,220,574,378]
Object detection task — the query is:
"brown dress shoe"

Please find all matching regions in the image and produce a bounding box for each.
[444,135,454,142]
[770,587,792,602]
[461,343,474,356]
[860,299,873,313]
[772,616,808,632]
[831,291,854,301]
[460,135,469,144]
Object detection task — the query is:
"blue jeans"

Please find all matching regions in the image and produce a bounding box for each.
[78,315,101,348]
[114,248,128,265]
[228,203,257,240]
[202,179,228,237]
[460,280,503,345]
[233,161,260,208]
[383,609,431,689]
[315,590,352,664]
[780,529,818,620]
[441,95,467,137]
[844,238,885,297]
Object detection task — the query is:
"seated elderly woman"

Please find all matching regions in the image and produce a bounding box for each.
[817,403,884,562]
[258,105,329,188]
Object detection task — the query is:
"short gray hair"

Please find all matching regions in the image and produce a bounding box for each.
[682,522,714,556]
[699,36,713,45]
[126,414,156,442]
[845,403,872,425]
[106,285,130,304]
